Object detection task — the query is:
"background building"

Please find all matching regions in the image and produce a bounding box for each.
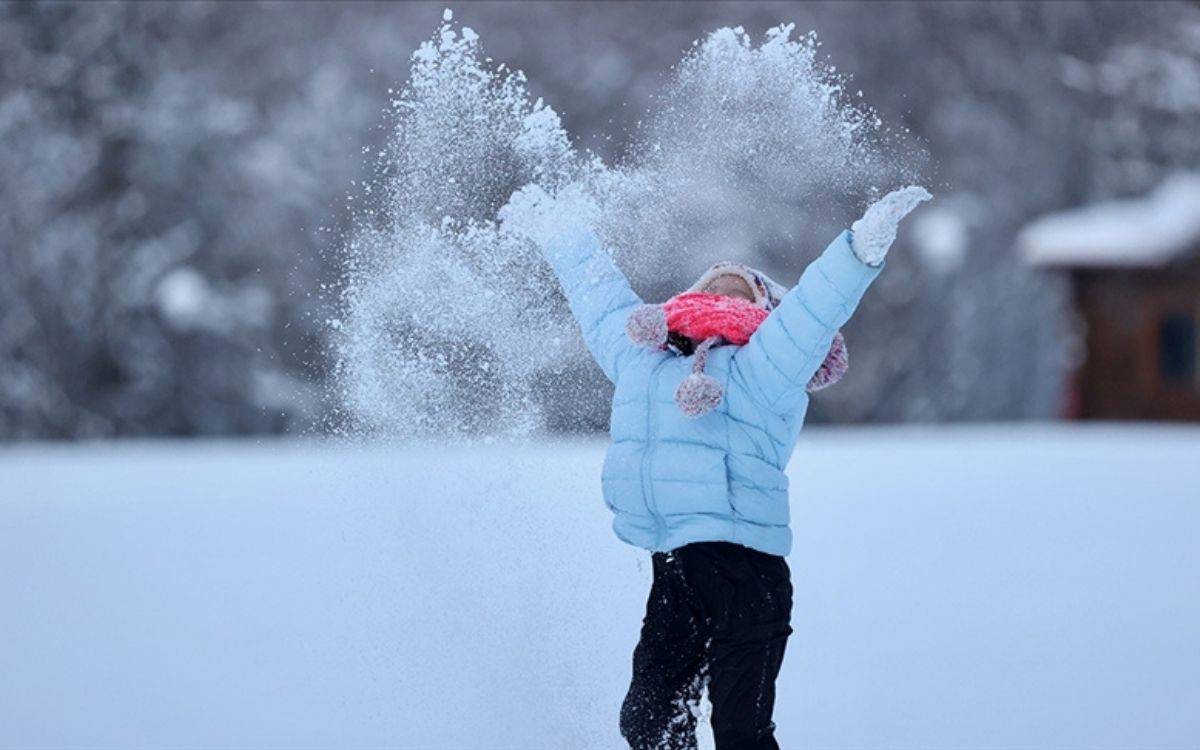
[1021,174,1200,420]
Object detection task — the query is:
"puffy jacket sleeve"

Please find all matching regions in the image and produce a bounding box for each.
[730,230,882,414]
[540,223,644,383]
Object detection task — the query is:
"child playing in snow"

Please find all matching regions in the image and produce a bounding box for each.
[503,185,930,750]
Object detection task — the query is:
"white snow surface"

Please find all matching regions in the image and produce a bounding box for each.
[1019,173,1200,268]
[2,425,1198,749]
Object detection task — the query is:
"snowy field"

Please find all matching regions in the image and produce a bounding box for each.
[1,425,1198,750]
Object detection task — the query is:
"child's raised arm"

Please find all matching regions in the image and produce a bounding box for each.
[541,223,645,383]
[731,186,931,415]
[501,184,646,383]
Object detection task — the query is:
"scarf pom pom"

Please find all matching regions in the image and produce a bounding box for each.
[806,331,848,393]
[675,372,723,417]
[626,304,668,349]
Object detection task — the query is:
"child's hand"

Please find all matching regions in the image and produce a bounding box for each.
[499,183,599,247]
[849,186,932,266]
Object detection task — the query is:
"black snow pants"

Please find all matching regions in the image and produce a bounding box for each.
[619,541,793,750]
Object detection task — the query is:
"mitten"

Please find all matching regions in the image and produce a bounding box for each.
[499,183,599,247]
[849,186,932,266]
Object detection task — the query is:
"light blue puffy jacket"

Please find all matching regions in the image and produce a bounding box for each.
[543,224,882,556]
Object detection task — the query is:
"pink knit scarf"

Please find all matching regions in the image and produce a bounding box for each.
[661,292,769,346]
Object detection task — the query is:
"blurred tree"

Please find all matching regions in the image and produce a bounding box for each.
[0,2,383,438]
[1,1,1198,439]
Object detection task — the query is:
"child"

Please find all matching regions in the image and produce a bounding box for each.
[503,185,930,749]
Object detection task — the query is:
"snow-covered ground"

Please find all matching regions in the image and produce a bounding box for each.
[1,425,1197,749]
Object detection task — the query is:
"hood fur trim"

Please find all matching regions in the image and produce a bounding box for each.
[686,262,788,311]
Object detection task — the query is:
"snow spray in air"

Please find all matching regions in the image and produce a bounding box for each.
[331,11,921,440]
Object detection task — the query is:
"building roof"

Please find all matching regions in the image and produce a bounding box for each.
[1018,174,1200,268]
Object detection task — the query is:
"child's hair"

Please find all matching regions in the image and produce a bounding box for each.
[667,330,698,356]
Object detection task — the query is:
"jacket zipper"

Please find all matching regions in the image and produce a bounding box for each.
[642,357,668,549]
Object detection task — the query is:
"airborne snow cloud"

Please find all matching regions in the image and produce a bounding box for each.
[334,15,922,440]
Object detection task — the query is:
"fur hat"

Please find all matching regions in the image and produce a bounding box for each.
[685,261,789,311]
[626,261,849,417]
